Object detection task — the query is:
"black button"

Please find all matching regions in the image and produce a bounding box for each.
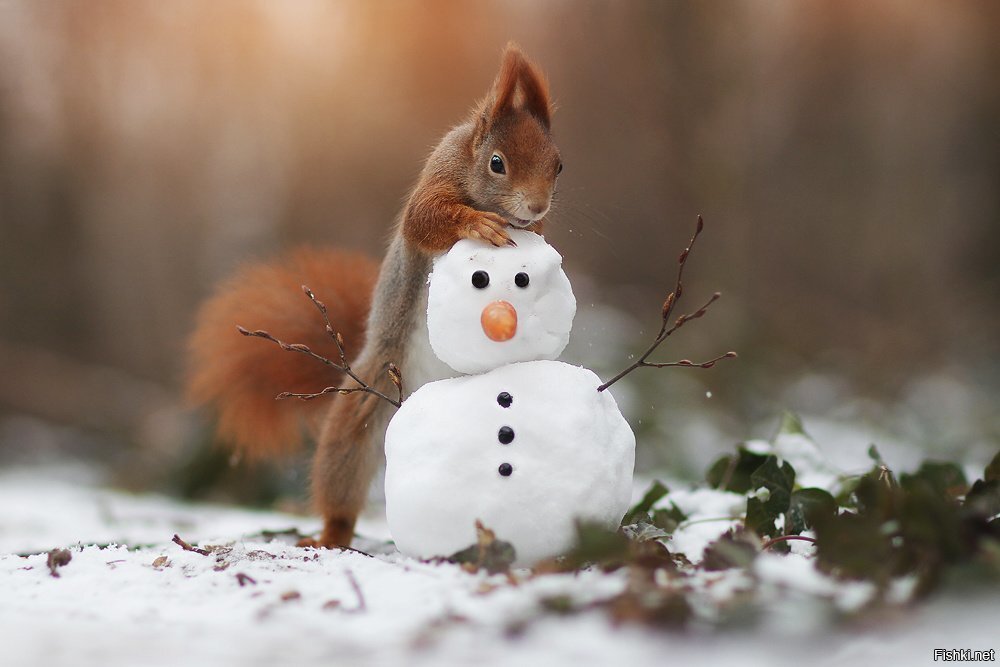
[472,270,489,289]
[515,272,529,288]
[498,426,514,444]
[498,463,513,476]
[497,392,513,408]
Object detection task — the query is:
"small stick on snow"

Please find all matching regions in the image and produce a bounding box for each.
[171,534,211,557]
[598,216,737,392]
[760,535,817,551]
[237,285,402,408]
[344,569,366,612]
[235,572,257,587]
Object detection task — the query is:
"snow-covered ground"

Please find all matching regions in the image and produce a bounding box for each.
[2,463,997,667]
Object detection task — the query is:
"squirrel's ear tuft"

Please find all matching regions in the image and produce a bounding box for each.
[479,42,552,135]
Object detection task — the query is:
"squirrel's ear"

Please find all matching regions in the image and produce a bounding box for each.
[516,53,552,129]
[477,43,552,138]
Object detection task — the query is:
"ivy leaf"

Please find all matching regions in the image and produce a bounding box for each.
[702,529,760,571]
[787,487,837,534]
[812,503,893,583]
[985,450,1000,483]
[777,411,808,437]
[559,521,632,571]
[448,520,516,575]
[744,456,796,537]
[650,504,686,535]
[900,461,968,499]
[623,480,670,525]
[706,447,770,493]
[965,479,1000,519]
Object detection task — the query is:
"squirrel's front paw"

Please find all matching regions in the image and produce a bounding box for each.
[467,212,516,248]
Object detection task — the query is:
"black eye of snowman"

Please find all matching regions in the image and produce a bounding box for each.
[498,463,513,477]
[471,270,490,289]
[498,426,514,444]
[515,272,529,288]
[497,392,513,408]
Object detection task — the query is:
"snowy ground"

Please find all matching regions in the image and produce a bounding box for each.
[2,463,997,667]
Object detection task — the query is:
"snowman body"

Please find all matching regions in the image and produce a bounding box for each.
[384,228,635,565]
[384,360,635,565]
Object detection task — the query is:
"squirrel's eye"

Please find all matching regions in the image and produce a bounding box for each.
[490,154,506,175]
[472,270,490,288]
[557,162,563,175]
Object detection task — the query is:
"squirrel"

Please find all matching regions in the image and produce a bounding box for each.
[187,43,562,548]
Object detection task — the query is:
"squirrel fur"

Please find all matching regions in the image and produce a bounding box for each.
[186,43,562,548]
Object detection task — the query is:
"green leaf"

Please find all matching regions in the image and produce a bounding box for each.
[776,411,807,438]
[561,521,631,569]
[964,479,1000,519]
[623,480,670,525]
[744,456,796,537]
[448,521,517,574]
[867,444,885,465]
[900,461,968,499]
[787,488,837,534]
[985,450,1000,483]
[702,529,759,571]
[650,504,686,535]
[706,447,770,493]
[812,506,893,583]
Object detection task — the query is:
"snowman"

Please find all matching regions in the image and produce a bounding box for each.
[384,229,635,565]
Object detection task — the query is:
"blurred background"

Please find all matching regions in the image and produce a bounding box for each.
[1,0,998,507]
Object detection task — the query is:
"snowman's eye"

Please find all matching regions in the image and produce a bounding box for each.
[471,270,490,289]
[514,272,529,288]
[497,392,513,408]
[498,463,513,477]
[498,426,514,444]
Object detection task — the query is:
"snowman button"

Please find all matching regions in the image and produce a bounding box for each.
[498,463,513,477]
[515,272,529,288]
[497,392,513,408]
[498,426,514,444]
[471,270,490,289]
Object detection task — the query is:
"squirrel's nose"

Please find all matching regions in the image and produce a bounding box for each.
[528,202,546,216]
[481,300,517,342]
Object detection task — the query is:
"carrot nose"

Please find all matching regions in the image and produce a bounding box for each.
[481,300,517,342]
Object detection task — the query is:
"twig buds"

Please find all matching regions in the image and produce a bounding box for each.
[387,363,402,390]
[661,293,675,321]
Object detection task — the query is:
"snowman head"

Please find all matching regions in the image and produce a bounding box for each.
[427,229,576,374]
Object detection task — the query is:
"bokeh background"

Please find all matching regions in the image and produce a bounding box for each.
[1,0,998,506]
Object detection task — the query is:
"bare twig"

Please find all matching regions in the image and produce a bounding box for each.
[760,535,818,551]
[171,534,211,556]
[344,569,367,612]
[598,216,737,392]
[235,572,257,587]
[237,285,402,408]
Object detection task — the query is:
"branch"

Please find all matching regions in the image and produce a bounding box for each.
[760,535,817,551]
[237,285,402,408]
[598,216,737,392]
[172,534,211,556]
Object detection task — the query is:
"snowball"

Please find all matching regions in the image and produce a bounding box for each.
[384,360,635,565]
[426,229,576,374]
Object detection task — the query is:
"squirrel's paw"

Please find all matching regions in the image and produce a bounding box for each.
[467,212,516,248]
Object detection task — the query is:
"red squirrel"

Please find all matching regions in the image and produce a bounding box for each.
[187,43,562,548]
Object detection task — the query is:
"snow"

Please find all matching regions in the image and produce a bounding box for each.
[2,465,998,667]
[657,487,745,561]
[426,230,576,374]
[385,361,634,564]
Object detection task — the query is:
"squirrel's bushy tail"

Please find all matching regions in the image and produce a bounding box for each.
[186,248,379,458]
